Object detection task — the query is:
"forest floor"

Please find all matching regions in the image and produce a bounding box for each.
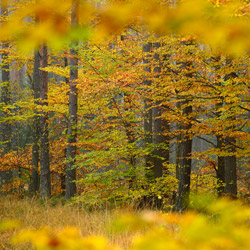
[1,195,250,250]
[0,195,136,250]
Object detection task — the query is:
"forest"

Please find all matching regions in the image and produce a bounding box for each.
[0,0,250,249]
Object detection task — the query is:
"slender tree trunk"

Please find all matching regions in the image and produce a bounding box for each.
[176,102,181,180]
[1,44,11,153]
[59,56,68,196]
[212,56,226,196]
[39,45,51,197]
[143,42,153,180]
[223,67,237,199]
[175,42,193,211]
[29,51,40,194]
[153,105,169,178]
[215,96,225,196]
[224,136,237,198]
[175,102,192,211]
[65,0,79,199]
[152,42,169,178]
[140,42,154,207]
[142,42,170,208]
[0,6,12,187]
[216,135,225,196]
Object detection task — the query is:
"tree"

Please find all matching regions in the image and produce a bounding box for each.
[65,0,79,199]
[0,0,249,203]
[175,100,192,211]
[152,42,170,179]
[143,42,153,180]
[29,51,40,194]
[174,41,194,211]
[39,44,51,198]
[223,67,238,199]
[0,4,12,188]
[142,40,171,208]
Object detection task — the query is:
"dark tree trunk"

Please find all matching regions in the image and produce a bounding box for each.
[1,46,11,153]
[60,56,68,196]
[153,105,169,178]
[152,42,169,178]
[223,65,237,199]
[212,56,226,197]
[65,0,79,199]
[175,103,192,211]
[176,102,181,180]
[143,42,153,180]
[0,42,12,186]
[142,42,170,208]
[29,51,40,194]
[216,135,225,196]
[224,137,237,198]
[141,42,154,207]
[39,45,51,198]
[0,6,12,187]
[175,42,193,211]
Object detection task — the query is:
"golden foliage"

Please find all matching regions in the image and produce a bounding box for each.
[1,0,250,54]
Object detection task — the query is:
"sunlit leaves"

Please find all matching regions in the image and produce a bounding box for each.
[0,219,20,231]
[1,0,250,54]
[13,226,120,250]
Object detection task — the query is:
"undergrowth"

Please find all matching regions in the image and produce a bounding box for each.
[1,195,250,250]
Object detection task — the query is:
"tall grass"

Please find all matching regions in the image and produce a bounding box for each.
[0,195,134,250]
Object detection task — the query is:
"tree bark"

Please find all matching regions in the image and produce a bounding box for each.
[0,6,12,187]
[29,51,40,194]
[153,105,169,178]
[65,0,79,199]
[224,136,237,198]
[1,44,11,153]
[39,45,51,198]
[152,42,169,178]
[175,41,193,211]
[175,103,192,211]
[216,135,225,196]
[223,66,237,199]
[142,42,170,208]
[143,43,153,180]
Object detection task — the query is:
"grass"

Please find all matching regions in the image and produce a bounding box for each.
[0,195,135,250]
[2,194,250,250]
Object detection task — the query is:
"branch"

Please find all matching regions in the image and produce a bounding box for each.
[239,105,250,113]
[197,135,216,147]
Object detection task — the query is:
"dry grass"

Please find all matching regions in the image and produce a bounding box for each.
[0,195,135,250]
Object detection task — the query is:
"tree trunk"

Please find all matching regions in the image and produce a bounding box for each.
[216,135,225,196]
[152,42,169,178]
[175,42,193,211]
[65,0,79,199]
[175,103,192,211]
[223,66,237,199]
[143,42,153,180]
[142,42,170,208]
[29,51,40,194]
[0,6,12,188]
[60,56,68,196]
[224,137,237,198]
[39,45,51,198]
[153,105,169,178]
[1,44,11,153]
[213,56,226,197]
[176,102,181,180]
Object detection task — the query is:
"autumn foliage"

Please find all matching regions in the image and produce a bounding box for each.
[0,0,249,207]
